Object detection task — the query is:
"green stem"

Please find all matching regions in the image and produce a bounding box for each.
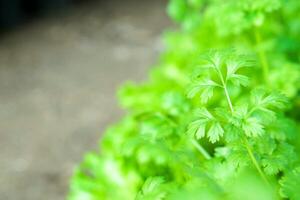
[223,85,234,113]
[218,69,270,185]
[216,66,234,112]
[254,28,269,83]
[243,138,270,185]
[192,139,212,160]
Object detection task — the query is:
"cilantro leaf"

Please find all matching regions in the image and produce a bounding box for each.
[207,122,224,143]
[136,177,167,200]
[242,117,265,137]
[280,167,300,200]
[187,79,221,103]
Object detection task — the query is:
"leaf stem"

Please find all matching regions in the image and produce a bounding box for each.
[215,65,234,112]
[223,86,234,113]
[243,137,270,186]
[192,139,212,160]
[254,28,269,83]
[217,67,270,185]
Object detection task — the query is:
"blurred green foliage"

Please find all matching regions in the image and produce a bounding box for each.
[68,0,300,199]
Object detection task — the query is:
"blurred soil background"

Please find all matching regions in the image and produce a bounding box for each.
[0,0,169,199]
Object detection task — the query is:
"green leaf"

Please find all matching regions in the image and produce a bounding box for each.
[187,79,220,103]
[227,74,249,86]
[207,122,224,143]
[195,123,206,139]
[187,108,213,139]
[187,119,206,139]
[242,117,264,137]
[224,124,243,142]
[226,59,250,86]
[136,177,167,200]
[200,86,214,103]
[250,90,289,123]
[262,143,296,175]
[227,145,250,168]
[233,104,249,119]
[280,167,300,200]
[187,108,224,143]
[251,89,288,110]
[207,52,222,69]
[195,108,214,120]
[226,60,245,76]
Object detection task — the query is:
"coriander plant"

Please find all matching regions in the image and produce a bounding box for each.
[68,0,300,199]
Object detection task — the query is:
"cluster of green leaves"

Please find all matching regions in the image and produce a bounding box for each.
[68,0,300,199]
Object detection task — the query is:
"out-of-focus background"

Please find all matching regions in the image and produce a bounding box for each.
[0,0,169,199]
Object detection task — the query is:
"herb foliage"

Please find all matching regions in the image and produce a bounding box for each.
[68,0,300,199]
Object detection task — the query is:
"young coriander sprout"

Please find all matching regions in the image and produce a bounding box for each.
[187,51,293,185]
[69,0,300,199]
